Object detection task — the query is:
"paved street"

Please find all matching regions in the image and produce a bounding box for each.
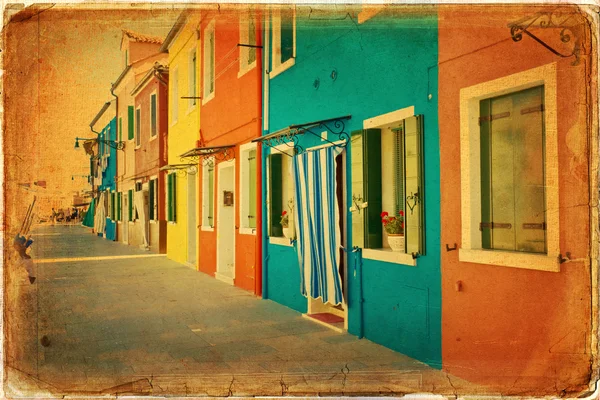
[6,224,483,397]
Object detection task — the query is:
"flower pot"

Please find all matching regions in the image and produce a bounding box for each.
[387,234,405,252]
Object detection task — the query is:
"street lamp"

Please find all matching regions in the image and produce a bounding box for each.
[74,137,125,151]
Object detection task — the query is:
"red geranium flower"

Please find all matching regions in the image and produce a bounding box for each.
[282,211,287,216]
[380,211,388,218]
[398,210,405,217]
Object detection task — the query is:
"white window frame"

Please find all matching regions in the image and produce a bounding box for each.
[239,142,258,235]
[135,105,141,149]
[360,105,417,267]
[188,48,198,112]
[203,19,216,105]
[149,90,158,140]
[201,158,215,231]
[266,143,294,247]
[171,67,179,126]
[459,62,560,272]
[238,10,258,78]
[270,6,296,79]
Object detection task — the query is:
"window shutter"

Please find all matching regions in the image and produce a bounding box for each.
[149,179,155,220]
[248,149,257,229]
[350,131,366,248]
[111,192,115,220]
[117,192,122,221]
[128,189,133,221]
[128,106,134,140]
[172,174,177,222]
[269,153,283,237]
[404,115,424,255]
[363,128,383,249]
[167,174,173,222]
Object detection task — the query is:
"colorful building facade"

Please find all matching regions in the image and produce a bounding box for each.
[193,6,263,294]
[438,5,596,394]
[161,10,202,267]
[257,5,441,366]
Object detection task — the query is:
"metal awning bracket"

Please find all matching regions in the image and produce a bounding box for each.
[180,145,235,167]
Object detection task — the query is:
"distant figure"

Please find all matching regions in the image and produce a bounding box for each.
[51,208,57,225]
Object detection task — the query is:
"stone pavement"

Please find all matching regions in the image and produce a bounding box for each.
[5,224,487,397]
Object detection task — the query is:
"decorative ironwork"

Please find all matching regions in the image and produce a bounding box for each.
[253,115,352,157]
[159,163,198,177]
[75,137,125,151]
[180,145,235,167]
[508,11,582,66]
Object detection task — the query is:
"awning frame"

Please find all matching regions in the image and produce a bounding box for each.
[180,145,235,167]
[253,115,352,157]
[159,163,198,176]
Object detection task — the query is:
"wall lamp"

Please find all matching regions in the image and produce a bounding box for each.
[74,137,125,151]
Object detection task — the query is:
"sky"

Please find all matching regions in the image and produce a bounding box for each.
[2,5,180,216]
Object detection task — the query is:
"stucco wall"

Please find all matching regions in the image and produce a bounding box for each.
[438,5,595,394]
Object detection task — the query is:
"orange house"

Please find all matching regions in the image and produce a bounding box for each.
[438,5,597,395]
[185,7,262,294]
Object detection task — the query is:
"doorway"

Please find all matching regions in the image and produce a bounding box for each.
[187,172,198,265]
[216,160,235,285]
[304,151,348,332]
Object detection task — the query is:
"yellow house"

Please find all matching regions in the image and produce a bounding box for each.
[160,11,201,266]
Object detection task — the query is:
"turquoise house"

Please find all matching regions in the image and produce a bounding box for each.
[97,117,118,241]
[257,6,441,367]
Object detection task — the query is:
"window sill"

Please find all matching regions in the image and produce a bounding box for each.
[201,226,214,232]
[168,221,177,225]
[269,57,295,79]
[149,134,158,142]
[362,248,417,267]
[170,119,178,128]
[238,61,257,79]
[458,248,560,272]
[135,145,141,150]
[202,91,215,106]
[186,104,197,116]
[269,236,292,247]
[239,227,257,236]
[149,220,157,224]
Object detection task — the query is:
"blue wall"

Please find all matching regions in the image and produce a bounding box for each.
[263,10,441,367]
[99,118,117,241]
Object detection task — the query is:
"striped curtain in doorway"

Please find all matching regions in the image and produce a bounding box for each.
[293,146,343,306]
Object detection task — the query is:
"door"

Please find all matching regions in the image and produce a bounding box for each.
[216,160,235,284]
[187,172,198,265]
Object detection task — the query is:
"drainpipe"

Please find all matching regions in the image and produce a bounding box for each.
[254,10,264,297]
[261,11,270,300]
[110,87,119,241]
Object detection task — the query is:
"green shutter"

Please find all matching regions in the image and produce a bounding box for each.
[280,10,294,63]
[167,174,173,222]
[128,189,133,221]
[128,106,134,140]
[111,192,115,220]
[149,179,155,220]
[248,150,257,229]
[404,115,424,255]
[117,192,122,221]
[172,174,177,222]
[269,153,283,237]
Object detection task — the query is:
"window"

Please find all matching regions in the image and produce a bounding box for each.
[270,7,295,78]
[128,105,134,140]
[150,93,157,138]
[128,189,133,221]
[189,50,197,107]
[203,20,215,102]
[202,161,215,228]
[135,107,141,147]
[149,177,158,221]
[459,63,559,272]
[171,67,179,124]
[239,143,257,233]
[268,151,294,238]
[167,173,177,223]
[351,114,425,258]
[239,11,257,76]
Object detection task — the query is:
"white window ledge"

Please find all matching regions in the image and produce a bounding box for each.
[362,248,417,267]
[269,236,292,247]
[238,61,257,79]
[150,220,157,224]
[202,91,215,106]
[239,227,257,236]
[459,248,560,272]
[269,58,295,79]
[201,225,214,232]
[149,135,158,142]
[168,221,176,225]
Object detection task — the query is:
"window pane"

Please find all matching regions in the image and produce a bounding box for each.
[151,94,157,137]
[280,10,293,63]
[248,149,257,229]
[248,15,256,64]
[208,167,214,225]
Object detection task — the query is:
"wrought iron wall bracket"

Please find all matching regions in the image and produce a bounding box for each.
[159,164,198,177]
[508,11,582,66]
